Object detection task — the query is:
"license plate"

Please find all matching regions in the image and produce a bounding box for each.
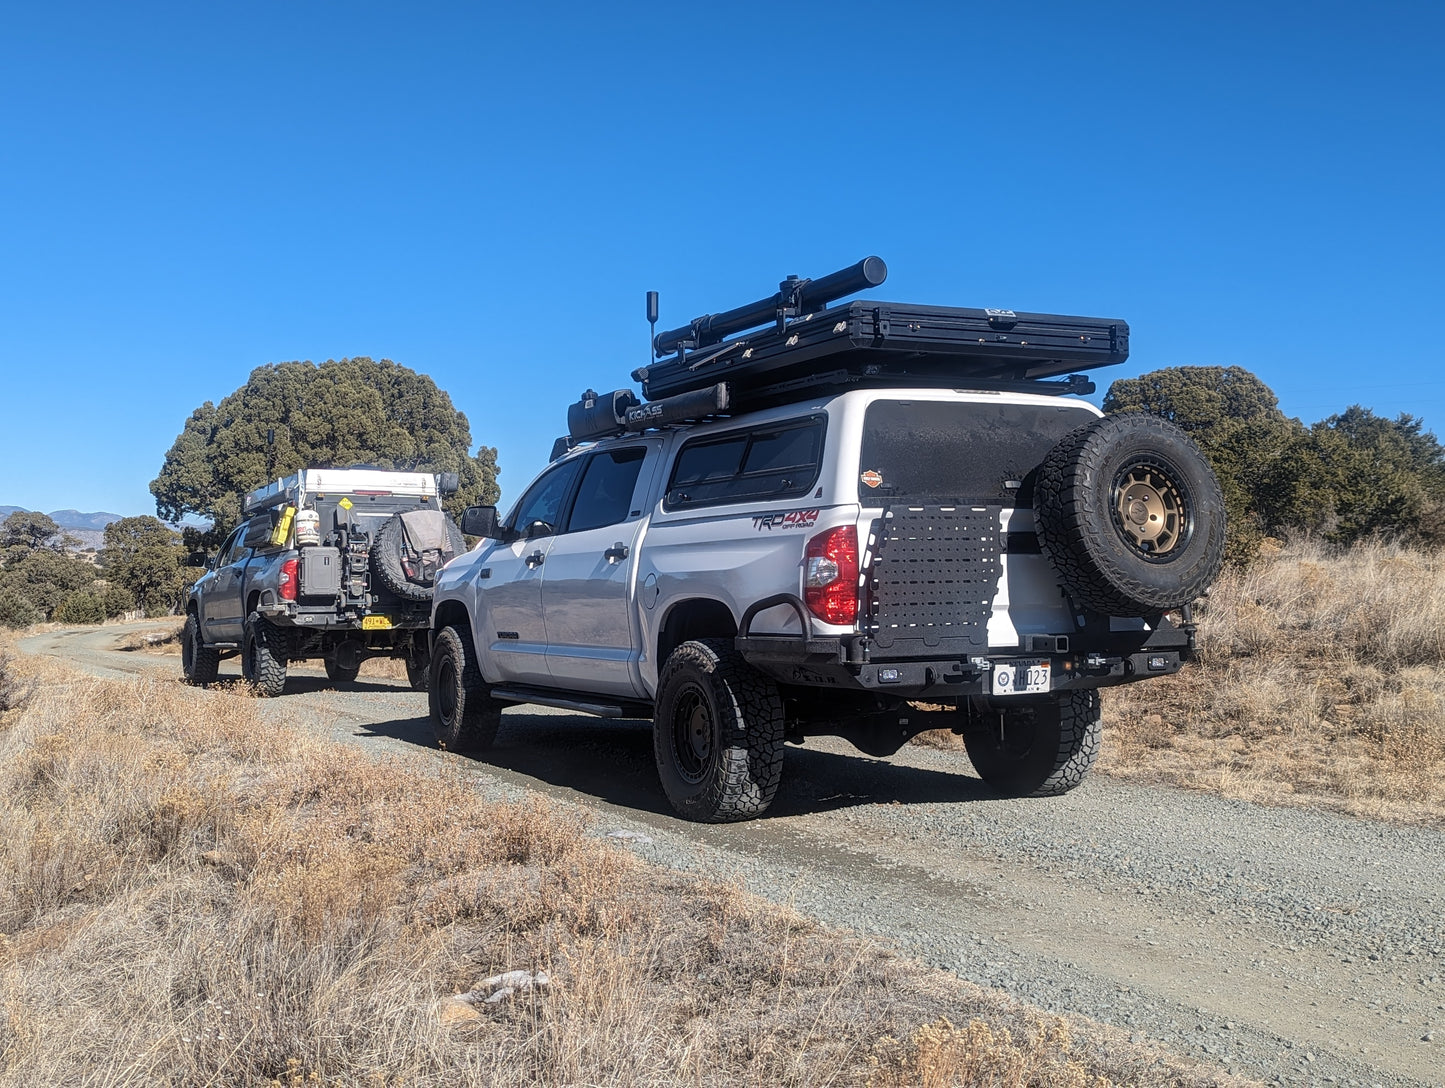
[361,615,393,630]
[991,659,1050,696]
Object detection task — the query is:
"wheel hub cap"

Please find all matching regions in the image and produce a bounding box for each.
[1114,465,1185,556]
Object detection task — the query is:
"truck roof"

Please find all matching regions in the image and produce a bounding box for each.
[243,468,439,513]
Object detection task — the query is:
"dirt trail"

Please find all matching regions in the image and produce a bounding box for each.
[20,622,1445,1087]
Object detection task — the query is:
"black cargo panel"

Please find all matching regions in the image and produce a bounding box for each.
[858,400,1096,507]
[865,507,1000,658]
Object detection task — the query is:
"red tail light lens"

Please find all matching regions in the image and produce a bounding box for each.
[804,525,859,626]
[279,557,299,601]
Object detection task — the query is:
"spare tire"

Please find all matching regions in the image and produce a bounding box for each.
[372,511,466,602]
[1035,413,1225,616]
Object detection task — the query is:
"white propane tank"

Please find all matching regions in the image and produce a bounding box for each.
[294,508,321,547]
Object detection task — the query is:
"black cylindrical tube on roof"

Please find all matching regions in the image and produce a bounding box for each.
[622,382,730,430]
[652,256,887,356]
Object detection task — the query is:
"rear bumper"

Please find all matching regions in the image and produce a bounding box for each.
[736,599,1193,699]
[255,598,430,631]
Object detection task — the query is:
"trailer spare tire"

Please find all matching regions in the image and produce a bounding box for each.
[371,510,466,601]
[1035,414,1225,616]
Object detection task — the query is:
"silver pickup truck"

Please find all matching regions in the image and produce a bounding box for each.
[428,388,1223,823]
[182,468,463,695]
[428,264,1225,822]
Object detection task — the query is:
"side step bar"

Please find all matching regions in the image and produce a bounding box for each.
[488,685,652,720]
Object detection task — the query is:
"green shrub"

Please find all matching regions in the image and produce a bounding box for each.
[102,584,137,617]
[54,591,106,625]
[0,589,43,629]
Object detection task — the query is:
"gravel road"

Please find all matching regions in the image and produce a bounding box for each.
[20,622,1445,1087]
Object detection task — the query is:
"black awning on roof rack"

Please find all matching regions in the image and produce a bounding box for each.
[632,299,1129,406]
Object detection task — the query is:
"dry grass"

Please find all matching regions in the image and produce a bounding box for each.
[1102,540,1445,825]
[0,640,1236,1087]
[117,626,412,683]
[119,624,184,654]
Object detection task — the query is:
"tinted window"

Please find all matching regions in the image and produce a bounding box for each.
[220,526,249,566]
[858,401,1095,505]
[666,418,824,509]
[568,447,647,533]
[509,459,584,538]
[671,436,747,487]
[744,424,821,474]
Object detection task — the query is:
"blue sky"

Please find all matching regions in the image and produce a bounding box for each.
[1,1,1441,517]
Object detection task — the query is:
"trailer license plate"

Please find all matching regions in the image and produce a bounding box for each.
[361,615,393,630]
[992,660,1050,696]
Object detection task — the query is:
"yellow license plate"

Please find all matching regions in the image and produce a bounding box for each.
[361,615,393,630]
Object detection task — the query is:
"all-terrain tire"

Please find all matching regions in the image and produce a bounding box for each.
[180,611,220,685]
[1035,413,1225,616]
[372,513,466,602]
[653,639,785,823]
[428,624,502,752]
[964,690,1101,797]
[325,660,360,684]
[405,654,430,692]
[242,612,288,698]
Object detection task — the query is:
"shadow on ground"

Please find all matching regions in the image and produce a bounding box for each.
[359,708,1000,820]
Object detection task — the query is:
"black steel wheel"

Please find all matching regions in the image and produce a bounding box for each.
[1036,413,1225,616]
[428,624,501,752]
[652,639,785,823]
[324,659,360,684]
[964,690,1101,797]
[180,611,219,685]
[405,653,430,692]
[242,612,288,698]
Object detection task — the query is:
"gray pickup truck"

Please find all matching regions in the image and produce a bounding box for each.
[182,468,464,695]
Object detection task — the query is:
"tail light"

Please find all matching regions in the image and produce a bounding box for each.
[279,557,299,601]
[804,525,859,625]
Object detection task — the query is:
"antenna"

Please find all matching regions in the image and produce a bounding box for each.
[646,290,659,360]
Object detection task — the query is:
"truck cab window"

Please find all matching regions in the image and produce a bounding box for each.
[508,459,584,538]
[566,447,647,534]
[218,526,248,566]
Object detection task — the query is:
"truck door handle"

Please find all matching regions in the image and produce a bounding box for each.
[525,551,545,568]
[604,543,630,563]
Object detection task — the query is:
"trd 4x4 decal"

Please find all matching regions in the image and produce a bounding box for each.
[752,509,820,531]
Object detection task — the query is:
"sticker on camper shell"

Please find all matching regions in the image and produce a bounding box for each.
[337,496,354,510]
[752,509,820,532]
[860,470,883,489]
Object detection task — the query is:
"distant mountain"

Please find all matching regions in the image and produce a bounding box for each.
[48,509,125,532]
[0,506,127,553]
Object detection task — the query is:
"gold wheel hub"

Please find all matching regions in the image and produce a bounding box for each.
[1114,466,1184,556]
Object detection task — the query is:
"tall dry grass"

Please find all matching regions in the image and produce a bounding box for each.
[0,641,1235,1087]
[1103,540,1445,824]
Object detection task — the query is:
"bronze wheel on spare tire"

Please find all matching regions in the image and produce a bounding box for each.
[1035,413,1225,617]
[963,690,1101,797]
[372,513,467,602]
[181,611,220,685]
[428,624,502,752]
[653,639,785,823]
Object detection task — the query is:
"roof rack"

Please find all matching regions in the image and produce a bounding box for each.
[561,257,1130,444]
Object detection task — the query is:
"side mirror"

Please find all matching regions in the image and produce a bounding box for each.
[460,505,502,539]
[437,471,461,495]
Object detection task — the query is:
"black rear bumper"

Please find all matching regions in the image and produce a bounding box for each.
[735,596,1194,700]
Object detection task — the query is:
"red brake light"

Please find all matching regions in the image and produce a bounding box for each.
[279,557,299,601]
[804,525,859,626]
